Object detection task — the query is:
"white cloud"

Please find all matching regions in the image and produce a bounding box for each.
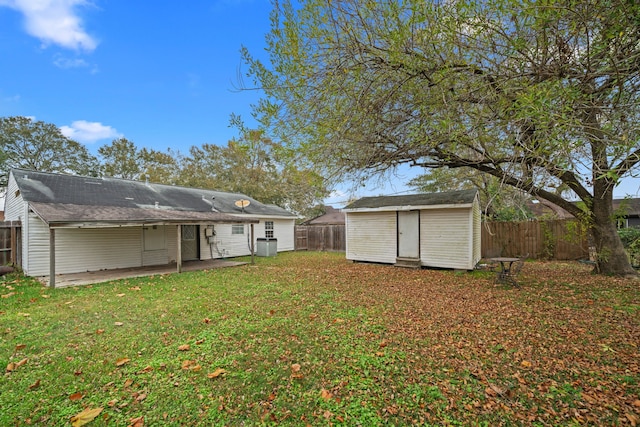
[53,54,88,69]
[60,120,121,144]
[0,0,97,51]
[52,54,98,73]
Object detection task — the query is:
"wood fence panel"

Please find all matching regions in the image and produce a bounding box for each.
[295,226,308,251]
[0,221,22,266]
[295,225,345,252]
[482,219,588,260]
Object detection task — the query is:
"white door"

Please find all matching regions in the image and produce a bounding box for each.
[397,211,420,258]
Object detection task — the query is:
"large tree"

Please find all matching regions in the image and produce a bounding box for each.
[0,116,99,186]
[244,0,640,275]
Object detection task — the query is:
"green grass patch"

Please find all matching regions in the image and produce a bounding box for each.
[1,252,638,425]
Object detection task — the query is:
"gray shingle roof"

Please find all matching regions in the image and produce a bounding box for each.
[12,168,295,219]
[344,189,478,210]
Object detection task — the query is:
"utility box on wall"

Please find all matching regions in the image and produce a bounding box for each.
[256,238,277,257]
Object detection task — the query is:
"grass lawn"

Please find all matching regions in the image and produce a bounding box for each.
[1,252,639,426]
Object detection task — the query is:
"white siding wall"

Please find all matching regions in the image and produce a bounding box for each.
[200,224,253,259]
[26,218,145,276]
[26,212,48,275]
[4,173,28,271]
[4,173,24,221]
[167,225,178,263]
[421,208,472,269]
[142,225,170,266]
[346,212,397,264]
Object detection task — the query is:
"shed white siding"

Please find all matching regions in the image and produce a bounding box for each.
[346,212,397,264]
[421,208,473,269]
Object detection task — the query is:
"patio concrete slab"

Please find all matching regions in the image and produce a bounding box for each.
[38,259,248,288]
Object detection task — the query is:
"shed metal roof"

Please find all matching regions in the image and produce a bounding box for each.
[344,189,478,211]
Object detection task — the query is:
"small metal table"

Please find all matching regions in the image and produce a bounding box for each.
[490,257,522,286]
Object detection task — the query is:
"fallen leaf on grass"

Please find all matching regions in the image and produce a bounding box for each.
[96,329,105,334]
[28,379,41,390]
[139,366,153,373]
[15,344,26,351]
[116,358,130,367]
[6,358,28,372]
[633,399,640,407]
[520,360,532,368]
[1,292,15,298]
[207,368,226,378]
[70,407,103,427]
[203,318,211,324]
[291,363,301,373]
[124,379,134,388]
[69,392,83,401]
[135,393,147,402]
[114,322,124,326]
[116,293,126,297]
[320,389,333,400]
[41,294,50,298]
[129,286,142,291]
[195,339,205,345]
[128,416,144,427]
[181,360,201,371]
[626,413,638,427]
[178,344,190,351]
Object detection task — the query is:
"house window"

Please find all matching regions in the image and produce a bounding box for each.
[232,224,244,235]
[265,221,274,239]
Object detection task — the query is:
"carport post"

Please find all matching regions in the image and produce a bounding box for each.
[251,223,255,265]
[49,228,55,288]
[176,224,182,273]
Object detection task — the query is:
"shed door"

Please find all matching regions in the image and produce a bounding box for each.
[181,225,199,261]
[398,211,420,258]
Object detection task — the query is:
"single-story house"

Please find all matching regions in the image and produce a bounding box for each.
[343,189,481,270]
[3,168,296,286]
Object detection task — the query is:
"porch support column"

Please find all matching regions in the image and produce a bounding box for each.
[250,223,255,265]
[49,228,55,288]
[176,224,182,273]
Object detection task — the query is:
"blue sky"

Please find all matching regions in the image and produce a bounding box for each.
[0,0,271,151]
[0,0,637,205]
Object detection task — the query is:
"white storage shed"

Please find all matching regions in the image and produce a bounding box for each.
[343,189,481,270]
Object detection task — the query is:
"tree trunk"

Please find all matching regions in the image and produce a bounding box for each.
[591,191,637,276]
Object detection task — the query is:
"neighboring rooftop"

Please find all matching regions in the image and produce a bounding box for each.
[301,206,345,225]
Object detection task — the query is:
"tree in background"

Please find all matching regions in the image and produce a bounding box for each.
[178,129,329,217]
[98,137,141,180]
[244,0,640,276]
[0,116,99,187]
[407,169,534,221]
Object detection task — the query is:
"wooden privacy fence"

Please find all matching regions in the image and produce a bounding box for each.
[482,219,589,260]
[295,225,346,252]
[0,221,22,266]
[295,220,588,260]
